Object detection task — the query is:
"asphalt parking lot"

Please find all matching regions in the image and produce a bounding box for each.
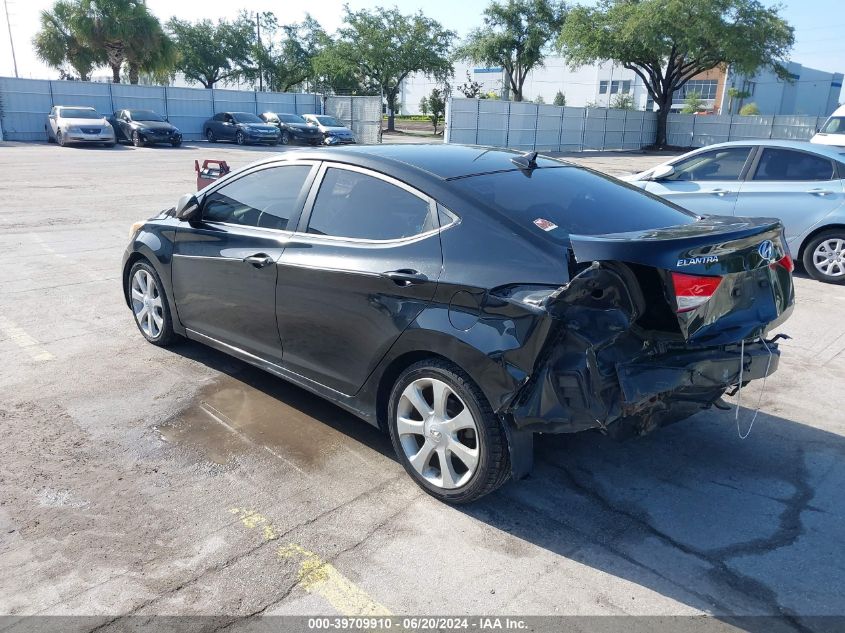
[1,140,845,631]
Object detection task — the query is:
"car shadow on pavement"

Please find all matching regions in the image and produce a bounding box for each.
[168,340,843,630]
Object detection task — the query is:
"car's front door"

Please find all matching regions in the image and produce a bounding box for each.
[275,164,443,395]
[172,162,317,361]
[219,113,237,141]
[644,146,754,215]
[734,147,845,246]
[117,110,131,141]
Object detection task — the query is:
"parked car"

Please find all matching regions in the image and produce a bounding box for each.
[811,104,845,148]
[624,140,845,284]
[260,112,323,145]
[109,109,182,147]
[45,106,115,147]
[203,112,281,145]
[123,144,793,503]
[302,114,356,145]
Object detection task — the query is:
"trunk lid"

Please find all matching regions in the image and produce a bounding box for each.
[566,216,794,345]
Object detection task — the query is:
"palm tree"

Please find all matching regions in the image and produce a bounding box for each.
[124,13,176,84]
[33,1,103,81]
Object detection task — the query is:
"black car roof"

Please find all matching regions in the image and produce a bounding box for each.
[260,144,566,180]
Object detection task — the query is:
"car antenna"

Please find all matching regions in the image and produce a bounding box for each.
[510,150,538,171]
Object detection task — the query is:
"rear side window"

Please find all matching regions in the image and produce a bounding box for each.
[752,148,834,181]
[453,166,696,242]
[307,168,434,240]
[665,147,751,181]
[820,117,845,134]
[202,165,311,230]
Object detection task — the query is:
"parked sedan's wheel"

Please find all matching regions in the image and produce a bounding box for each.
[56,130,66,147]
[171,139,182,147]
[128,261,177,346]
[206,129,216,143]
[235,131,246,145]
[132,131,144,147]
[803,230,845,284]
[280,131,290,145]
[388,360,510,504]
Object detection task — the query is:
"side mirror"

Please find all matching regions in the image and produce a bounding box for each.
[650,164,675,181]
[175,193,200,221]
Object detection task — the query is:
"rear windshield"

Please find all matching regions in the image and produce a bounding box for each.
[60,108,99,119]
[280,114,306,123]
[453,166,697,241]
[820,117,845,135]
[233,112,262,123]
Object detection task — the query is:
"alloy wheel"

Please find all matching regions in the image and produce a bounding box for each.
[57,130,65,147]
[396,377,480,490]
[130,269,164,339]
[132,131,143,147]
[812,238,845,278]
[236,131,245,145]
[281,131,290,145]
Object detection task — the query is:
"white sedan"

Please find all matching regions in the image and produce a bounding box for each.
[623,140,845,284]
[46,105,116,147]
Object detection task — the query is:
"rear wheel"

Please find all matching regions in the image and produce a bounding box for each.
[387,360,510,504]
[171,139,182,147]
[235,130,246,145]
[128,261,177,346]
[802,230,845,284]
[206,129,216,143]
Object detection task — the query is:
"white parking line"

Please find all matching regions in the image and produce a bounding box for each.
[0,316,54,361]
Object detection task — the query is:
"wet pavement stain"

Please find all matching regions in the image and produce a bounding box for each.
[158,368,388,470]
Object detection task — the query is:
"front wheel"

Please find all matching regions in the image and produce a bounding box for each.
[387,360,510,504]
[280,131,290,145]
[57,130,66,147]
[803,230,845,284]
[128,261,177,346]
[171,139,182,147]
[132,130,144,147]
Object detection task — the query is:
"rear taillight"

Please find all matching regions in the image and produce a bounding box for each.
[671,272,722,313]
[772,254,794,272]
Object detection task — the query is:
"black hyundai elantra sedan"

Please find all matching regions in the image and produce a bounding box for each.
[123,144,794,503]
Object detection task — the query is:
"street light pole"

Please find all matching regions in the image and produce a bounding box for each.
[256,12,262,92]
[3,0,18,78]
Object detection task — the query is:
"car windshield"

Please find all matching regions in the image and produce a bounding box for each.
[60,108,100,119]
[233,112,263,123]
[129,110,165,122]
[453,166,697,243]
[820,117,845,134]
[315,116,342,127]
[280,114,307,123]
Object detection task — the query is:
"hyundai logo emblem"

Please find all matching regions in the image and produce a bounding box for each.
[758,240,775,262]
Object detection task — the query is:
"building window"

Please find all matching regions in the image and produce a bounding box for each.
[599,81,609,94]
[673,79,718,104]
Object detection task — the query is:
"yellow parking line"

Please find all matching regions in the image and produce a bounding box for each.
[230,507,391,616]
[0,316,54,361]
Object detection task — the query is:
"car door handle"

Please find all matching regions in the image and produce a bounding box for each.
[243,253,274,268]
[809,188,833,196]
[383,269,428,286]
[709,188,732,196]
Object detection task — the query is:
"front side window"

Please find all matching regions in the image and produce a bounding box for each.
[307,168,434,240]
[202,165,312,230]
[665,147,752,181]
[752,148,834,181]
[821,117,845,134]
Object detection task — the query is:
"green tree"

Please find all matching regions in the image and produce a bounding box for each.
[427,87,447,134]
[558,0,794,147]
[244,14,326,92]
[315,6,455,131]
[33,1,104,81]
[71,0,163,83]
[553,90,566,106]
[534,94,545,104]
[610,92,634,109]
[457,71,485,98]
[458,0,567,102]
[419,96,429,116]
[726,86,752,114]
[167,17,253,88]
[124,12,175,84]
[739,102,760,115]
[680,90,704,113]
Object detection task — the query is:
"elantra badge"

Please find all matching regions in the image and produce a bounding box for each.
[677,255,719,266]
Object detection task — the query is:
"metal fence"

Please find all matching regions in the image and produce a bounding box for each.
[324,95,383,145]
[0,76,322,141]
[446,97,658,151]
[446,97,828,151]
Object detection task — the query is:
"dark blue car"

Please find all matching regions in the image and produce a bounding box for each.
[203,112,281,146]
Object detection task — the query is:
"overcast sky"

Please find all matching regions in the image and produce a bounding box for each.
[1,0,844,98]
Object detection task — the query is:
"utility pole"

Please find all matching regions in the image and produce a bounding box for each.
[256,12,262,92]
[3,0,18,78]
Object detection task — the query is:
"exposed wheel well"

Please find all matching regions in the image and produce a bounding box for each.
[122,252,149,307]
[375,351,462,432]
[798,224,845,262]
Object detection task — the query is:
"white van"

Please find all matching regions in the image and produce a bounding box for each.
[811,104,845,147]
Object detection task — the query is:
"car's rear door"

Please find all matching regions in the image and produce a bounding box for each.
[275,163,443,395]
[734,147,845,246]
[172,162,318,361]
[644,146,754,215]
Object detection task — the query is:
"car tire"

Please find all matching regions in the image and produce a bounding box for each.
[280,131,290,145]
[57,130,66,147]
[206,129,216,143]
[802,230,845,284]
[132,131,144,147]
[387,359,510,504]
[171,139,182,147]
[127,260,177,347]
[235,131,246,145]
[46,127,55,143]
